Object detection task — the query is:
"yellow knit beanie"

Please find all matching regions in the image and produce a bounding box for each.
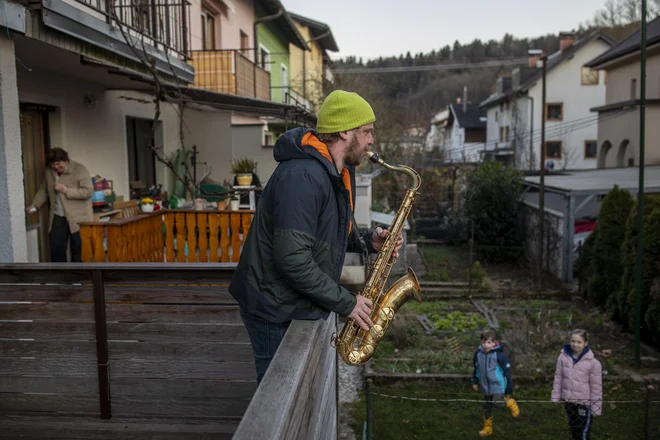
[316,90,376,134]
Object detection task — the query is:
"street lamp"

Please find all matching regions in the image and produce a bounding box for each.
[529,48,548,289]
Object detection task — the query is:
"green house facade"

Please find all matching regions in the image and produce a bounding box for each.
[255,1,309,104]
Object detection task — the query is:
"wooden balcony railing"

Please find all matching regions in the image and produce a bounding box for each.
[79,210,254,263]
[189,49,271,100]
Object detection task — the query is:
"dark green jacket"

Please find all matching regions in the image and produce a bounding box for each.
[228,128,376,323]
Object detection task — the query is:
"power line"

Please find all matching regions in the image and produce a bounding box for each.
[330,58,530,74]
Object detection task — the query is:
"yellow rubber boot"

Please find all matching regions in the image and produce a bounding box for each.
[479,416,493,437]
[505,396,520,418]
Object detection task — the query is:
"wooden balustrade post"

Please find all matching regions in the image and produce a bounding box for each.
[92,270,111,419]
[219,212,230,263]
[230,212,241,263]
[165,213,175,262]
[208,213,220,262]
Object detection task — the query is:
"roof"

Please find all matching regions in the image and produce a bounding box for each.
[480,30,617,109]
[522,166,660,195]
[449,103,486,129]
[585,16,660,68]
[289,12,339,52]
[257,1,309,51]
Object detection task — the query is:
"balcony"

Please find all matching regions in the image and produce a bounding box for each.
[79,209,254,263]
[272,86,314,112]
[189,49,271,100]
[48,0,190,56]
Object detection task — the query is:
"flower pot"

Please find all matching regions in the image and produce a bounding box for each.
[141,204,155,213]
[194,198,205,211]
[236,173,253,186]
[230,199,240,211]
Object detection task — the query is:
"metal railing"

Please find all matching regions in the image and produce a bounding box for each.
[188,49,271,100]
[74,0,190,57]
[270,86,314,111]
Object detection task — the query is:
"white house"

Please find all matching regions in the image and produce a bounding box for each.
[480,31,615,171]
[426,101,486,163]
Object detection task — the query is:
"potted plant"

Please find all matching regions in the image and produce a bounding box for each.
[139,197,155,213]
[230,158,257,186]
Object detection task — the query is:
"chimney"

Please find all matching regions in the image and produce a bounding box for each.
[463,86,467,112]
[560,32,576,52]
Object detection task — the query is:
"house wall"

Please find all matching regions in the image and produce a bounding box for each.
[290,21,324,109]
[355,174,372,228]
[597,106,660,168]
[255,3,290,103]
[526,39,611,171]
[231,124,277,183]
[596,51,660,168]
[484,102,515,150]
[0,36,28,262]
[17,68,182,201]
[184,107,234,185]
[603,51,660,103]
[189,0,255,61]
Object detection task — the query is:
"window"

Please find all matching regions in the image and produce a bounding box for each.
[505,126,510,142]
[505,101,510,111]
[546,103,563,121]
[545,141,562,159]
[126,117,159,187]
[259,44,271,71]
[631,78,637,100]
[581,67,599,85]
[499,127,504,142]
[201,10,216,50]
[240,30,249,57]
[584,140,598,159]
[495,111,499,122]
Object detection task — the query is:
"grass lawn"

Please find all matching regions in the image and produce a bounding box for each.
[418,244,469,281]
[349,381,654,440]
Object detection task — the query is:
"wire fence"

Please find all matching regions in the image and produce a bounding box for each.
[360,381,660,440]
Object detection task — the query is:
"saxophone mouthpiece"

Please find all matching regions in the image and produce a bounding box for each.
[366,151,381,164]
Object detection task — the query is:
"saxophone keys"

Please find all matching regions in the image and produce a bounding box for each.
[379,307,395,321]
[348,351,362,365]
[369,325,384,339]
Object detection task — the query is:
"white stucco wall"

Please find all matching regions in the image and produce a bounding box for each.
[526,39,610,171]
[183,107,233,185]
[231,124,278,184]
[0,36,28,262]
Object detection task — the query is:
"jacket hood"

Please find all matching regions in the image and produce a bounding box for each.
[273,128,339,177]
[562,344,593,363]
[478,341,503,354]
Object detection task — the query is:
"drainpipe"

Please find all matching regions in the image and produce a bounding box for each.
[253,7,283,63]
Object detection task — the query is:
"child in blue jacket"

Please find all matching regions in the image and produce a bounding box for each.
[471,329,520,436]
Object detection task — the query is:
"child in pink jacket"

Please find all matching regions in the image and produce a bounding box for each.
[551,329,603,440]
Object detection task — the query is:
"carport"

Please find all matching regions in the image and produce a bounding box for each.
[521,166,660,282]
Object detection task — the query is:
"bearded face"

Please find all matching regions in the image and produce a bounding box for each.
[344,134,363,167]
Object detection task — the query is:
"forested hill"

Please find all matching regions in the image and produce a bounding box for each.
[327,21,641,133]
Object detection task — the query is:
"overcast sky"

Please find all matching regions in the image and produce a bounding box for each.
[282,0,608,60]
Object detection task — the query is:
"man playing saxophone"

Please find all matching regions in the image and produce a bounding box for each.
[229,90,403,383]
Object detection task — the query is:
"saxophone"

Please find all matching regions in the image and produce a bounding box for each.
[334,151,423,365]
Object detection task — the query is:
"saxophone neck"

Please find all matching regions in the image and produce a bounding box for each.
[366,151,421,191]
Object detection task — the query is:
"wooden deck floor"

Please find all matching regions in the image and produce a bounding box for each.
[0,264,257,439]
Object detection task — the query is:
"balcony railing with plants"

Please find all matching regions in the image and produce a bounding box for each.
[72,0,190,56]
[79,209,254,263]
[188,49,271,100]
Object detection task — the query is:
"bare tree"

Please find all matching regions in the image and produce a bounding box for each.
[561,145,579,171]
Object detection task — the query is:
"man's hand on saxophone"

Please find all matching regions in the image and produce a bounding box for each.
[349,295,374,331]
[371,227,404,258]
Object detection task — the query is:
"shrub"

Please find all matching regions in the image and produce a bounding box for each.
[618,195,660,329]
[464,161,522,249]
[586,185,634,307]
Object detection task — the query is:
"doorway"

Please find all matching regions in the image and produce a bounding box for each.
[20,104,52,262]
[126,117,158,188]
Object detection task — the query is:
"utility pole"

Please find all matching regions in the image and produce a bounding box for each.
[634,0,648,367]
[529,48,548,288]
